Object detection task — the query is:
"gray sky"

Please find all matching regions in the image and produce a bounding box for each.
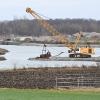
[0,0,100,21]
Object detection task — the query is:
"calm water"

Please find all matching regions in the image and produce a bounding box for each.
[0,45,100,70]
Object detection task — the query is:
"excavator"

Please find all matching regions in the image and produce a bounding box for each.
[26,7,95,58]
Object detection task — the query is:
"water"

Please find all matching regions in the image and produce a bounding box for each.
[0,45,100,70]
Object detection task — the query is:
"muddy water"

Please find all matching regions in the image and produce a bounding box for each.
[0,45,100,70]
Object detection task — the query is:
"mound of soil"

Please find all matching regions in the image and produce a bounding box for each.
[0,48,8,55]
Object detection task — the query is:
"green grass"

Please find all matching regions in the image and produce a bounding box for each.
[0,88,100,100]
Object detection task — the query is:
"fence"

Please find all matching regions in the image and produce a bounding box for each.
[55,74,100,88]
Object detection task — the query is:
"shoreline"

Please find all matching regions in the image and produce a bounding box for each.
[19,42,100,48]
[0,41,100,47]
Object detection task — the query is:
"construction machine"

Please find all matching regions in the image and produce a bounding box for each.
[26,7,95,58]
[35,44,51,59]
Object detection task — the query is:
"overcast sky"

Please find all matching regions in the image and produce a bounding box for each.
[0,0,100,21]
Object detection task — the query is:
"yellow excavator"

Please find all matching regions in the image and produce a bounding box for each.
[26,7,95,58]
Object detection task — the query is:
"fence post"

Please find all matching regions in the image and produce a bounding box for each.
[77,77,80,88]
[55,77,58,89]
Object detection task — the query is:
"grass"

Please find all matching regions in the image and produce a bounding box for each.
[0,88,100,100]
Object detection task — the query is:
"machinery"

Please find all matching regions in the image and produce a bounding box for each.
[35,44,51,59]
[26,7,95,58]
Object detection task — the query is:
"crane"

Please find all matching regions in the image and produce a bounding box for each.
[26,7,95,58]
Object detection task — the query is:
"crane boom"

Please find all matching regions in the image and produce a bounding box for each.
[26,7,94,58]
[26,7,81,50]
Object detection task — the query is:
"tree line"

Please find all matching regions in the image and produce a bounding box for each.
[0,18,100,36]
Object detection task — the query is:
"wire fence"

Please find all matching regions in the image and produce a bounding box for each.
[55,75,100,88]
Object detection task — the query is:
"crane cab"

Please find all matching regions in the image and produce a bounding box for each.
[69,47,95,58]
[80,47,95,54]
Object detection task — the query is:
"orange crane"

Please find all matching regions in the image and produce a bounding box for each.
[26,7,95,58]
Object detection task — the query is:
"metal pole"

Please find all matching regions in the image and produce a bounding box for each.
[55,77,58,89]
[77,77,80,88]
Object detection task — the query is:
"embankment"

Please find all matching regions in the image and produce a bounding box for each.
[0,67,100,89]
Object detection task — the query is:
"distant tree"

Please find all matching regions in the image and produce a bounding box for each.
[0,18,100,36]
